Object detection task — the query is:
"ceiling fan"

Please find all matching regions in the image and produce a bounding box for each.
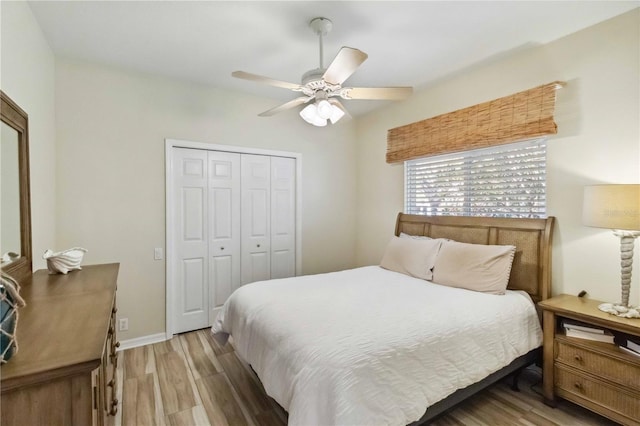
[232,17,413,127]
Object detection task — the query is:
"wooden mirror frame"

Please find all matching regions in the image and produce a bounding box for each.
[1,91,32,283]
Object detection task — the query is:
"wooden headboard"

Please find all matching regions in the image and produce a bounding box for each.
[395,213,555,303]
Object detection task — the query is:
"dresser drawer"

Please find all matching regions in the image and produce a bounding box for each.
[556,339,640,391]
[555,365,640,422]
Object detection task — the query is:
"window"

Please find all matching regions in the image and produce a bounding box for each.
[405,138,546,218]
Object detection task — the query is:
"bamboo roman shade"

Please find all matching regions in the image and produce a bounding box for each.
[386,82,563,163]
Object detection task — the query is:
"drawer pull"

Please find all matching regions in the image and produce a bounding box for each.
[574,382,583,391]
[573,354,583,362]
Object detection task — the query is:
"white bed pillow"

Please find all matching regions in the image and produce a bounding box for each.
[380,236,443,281]
[399,232,431,240]
[432,240,516,294]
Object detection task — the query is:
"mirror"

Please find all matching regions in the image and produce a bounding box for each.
[1,91,32,282]
[2,122,21,259]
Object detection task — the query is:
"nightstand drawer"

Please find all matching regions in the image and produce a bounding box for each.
[556,339,640,391]
[555,365,640,422]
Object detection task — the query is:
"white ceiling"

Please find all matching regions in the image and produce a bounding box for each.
[28,1,638,116]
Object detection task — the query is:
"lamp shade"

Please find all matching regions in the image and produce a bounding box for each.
[299,104,327,127]
[583,184,640,230]
[329,104,345,124]
[316,100,333,120]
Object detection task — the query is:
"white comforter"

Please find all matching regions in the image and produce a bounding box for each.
[212,266,542,426]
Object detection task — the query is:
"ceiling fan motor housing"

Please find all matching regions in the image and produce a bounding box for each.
[302,68,326,85]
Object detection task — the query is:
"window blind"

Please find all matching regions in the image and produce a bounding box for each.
[388,82,562,163]
[405,138,546,218]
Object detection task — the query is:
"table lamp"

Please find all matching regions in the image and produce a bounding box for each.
[583,184,640,318]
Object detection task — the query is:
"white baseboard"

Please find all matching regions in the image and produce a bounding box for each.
[118,332,167,351]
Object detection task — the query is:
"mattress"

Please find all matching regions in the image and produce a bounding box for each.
[212,266,542,425]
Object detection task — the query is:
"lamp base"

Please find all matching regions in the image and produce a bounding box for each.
[598,303,640,319]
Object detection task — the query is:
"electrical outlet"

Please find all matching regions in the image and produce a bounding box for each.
[119,318,129,331]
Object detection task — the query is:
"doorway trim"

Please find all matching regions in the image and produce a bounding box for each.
[165,138,303,339]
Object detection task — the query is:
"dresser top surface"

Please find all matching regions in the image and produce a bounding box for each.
[1,263,119,388]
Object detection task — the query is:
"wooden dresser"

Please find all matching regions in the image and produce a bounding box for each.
[0,263,120,426]
[539,294,640,425]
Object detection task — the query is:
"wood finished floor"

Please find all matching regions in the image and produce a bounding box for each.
[116,329,616,426]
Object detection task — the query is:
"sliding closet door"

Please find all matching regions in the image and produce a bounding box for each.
[173,148,209,333]
[270,156,296,279]
[241,154,271,285]
[208,151,241,321]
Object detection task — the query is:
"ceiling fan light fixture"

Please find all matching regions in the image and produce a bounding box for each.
[300,103,327,127]
[329,105,345,124]
[316,99,333,119]
[300,100,345,126]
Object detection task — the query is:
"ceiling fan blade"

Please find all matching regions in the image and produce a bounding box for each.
[322,47,368,85]
[258,96,313,117]
[232,71,303,91]
[342,86,413,100]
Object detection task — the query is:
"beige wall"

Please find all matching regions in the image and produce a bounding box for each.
[355,10,640,305]
[55,59,357,340]
[1,1,56,271]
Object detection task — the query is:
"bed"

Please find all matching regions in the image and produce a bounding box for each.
[212,213,555,425]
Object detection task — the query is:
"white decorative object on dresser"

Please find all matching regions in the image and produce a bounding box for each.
[42,247,87,274]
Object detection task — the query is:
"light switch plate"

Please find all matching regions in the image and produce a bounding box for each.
[119,318,129,331]
[154,247,163,260]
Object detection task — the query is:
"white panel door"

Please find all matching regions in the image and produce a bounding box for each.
[270,156,296,279]
[208,151,241,322]
[241,154,271,285]
[169,143,299,336]
[173,148,209,333]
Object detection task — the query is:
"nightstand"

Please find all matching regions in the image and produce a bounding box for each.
[538,294,640,425]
